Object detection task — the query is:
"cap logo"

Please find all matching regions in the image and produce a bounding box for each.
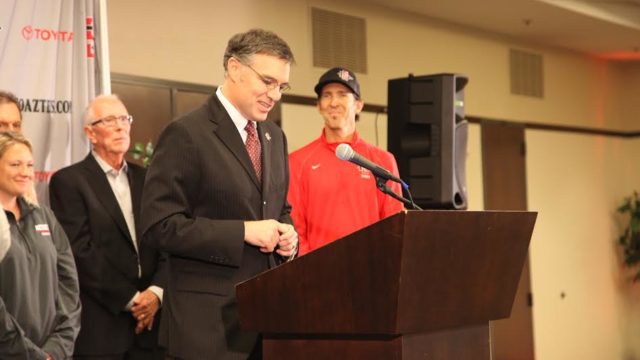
[337,69,353,82]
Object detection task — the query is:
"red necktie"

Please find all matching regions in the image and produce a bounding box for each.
[245,122,262,183]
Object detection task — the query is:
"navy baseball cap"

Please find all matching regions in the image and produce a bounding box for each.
[314,67,361,99]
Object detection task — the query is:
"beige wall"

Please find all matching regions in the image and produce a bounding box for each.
[527,133,640,359]
[108,0,640,131]
[108,0,640,358]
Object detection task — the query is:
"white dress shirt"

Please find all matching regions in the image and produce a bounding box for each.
[216,86,257,141]
[93,152,163,307]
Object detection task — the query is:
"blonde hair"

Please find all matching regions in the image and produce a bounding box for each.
[0,132,32,159]
[0,132,37,205]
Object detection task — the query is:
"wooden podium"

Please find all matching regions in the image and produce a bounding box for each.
[236,210,537,359]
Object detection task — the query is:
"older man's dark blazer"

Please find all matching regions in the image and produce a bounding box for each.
[140,94,293,360]
[49,154,166,356]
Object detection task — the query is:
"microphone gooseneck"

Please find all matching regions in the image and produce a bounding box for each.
[334,143,421,210]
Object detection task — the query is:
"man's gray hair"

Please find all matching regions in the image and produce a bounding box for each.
[223,28,295,71]
[83,94,123,126]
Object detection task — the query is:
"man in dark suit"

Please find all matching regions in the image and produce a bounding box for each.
[140,28,298,360]
[49,95,166,360]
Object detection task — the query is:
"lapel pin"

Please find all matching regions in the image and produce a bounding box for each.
[265,132,271,141]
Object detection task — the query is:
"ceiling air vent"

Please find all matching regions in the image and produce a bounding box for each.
[510,49,544,98]
[311,7,367,73]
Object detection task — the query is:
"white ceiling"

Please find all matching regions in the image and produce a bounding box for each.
[362,0,640,61]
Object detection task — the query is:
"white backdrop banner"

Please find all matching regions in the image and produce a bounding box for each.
[0,0,108,203]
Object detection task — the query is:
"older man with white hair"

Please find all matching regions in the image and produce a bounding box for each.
[49,95,166,360]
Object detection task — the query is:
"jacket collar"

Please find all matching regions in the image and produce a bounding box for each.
[206,94,266,191]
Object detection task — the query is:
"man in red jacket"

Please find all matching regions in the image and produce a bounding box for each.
[288,67,404,256]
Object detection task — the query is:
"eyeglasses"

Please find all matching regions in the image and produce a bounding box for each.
[90,115,133,127]
[238,59,291,94]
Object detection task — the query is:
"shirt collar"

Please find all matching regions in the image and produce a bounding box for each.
[92,151,128,175]
[216,86,253,135]
[320,129,361,152]
[4,197,37,223]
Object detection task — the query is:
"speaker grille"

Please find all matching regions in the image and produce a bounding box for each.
[311,7,368,73]
[510,49,544,98]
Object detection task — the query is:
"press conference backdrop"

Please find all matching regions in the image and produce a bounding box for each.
[0,0,108,204]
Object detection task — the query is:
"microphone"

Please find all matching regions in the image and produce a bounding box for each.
[336,143,407,187]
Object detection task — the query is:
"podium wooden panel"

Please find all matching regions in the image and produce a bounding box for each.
[236,210,537,359]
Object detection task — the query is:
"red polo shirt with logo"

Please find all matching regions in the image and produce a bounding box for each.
[288,130,404,256]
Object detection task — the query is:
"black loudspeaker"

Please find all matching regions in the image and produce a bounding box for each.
[387,73,468,209]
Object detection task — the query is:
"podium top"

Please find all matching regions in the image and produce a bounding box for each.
[236,210,537,335]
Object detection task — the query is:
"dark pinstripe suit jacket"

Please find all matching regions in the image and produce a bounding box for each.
[140,94,292,359]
